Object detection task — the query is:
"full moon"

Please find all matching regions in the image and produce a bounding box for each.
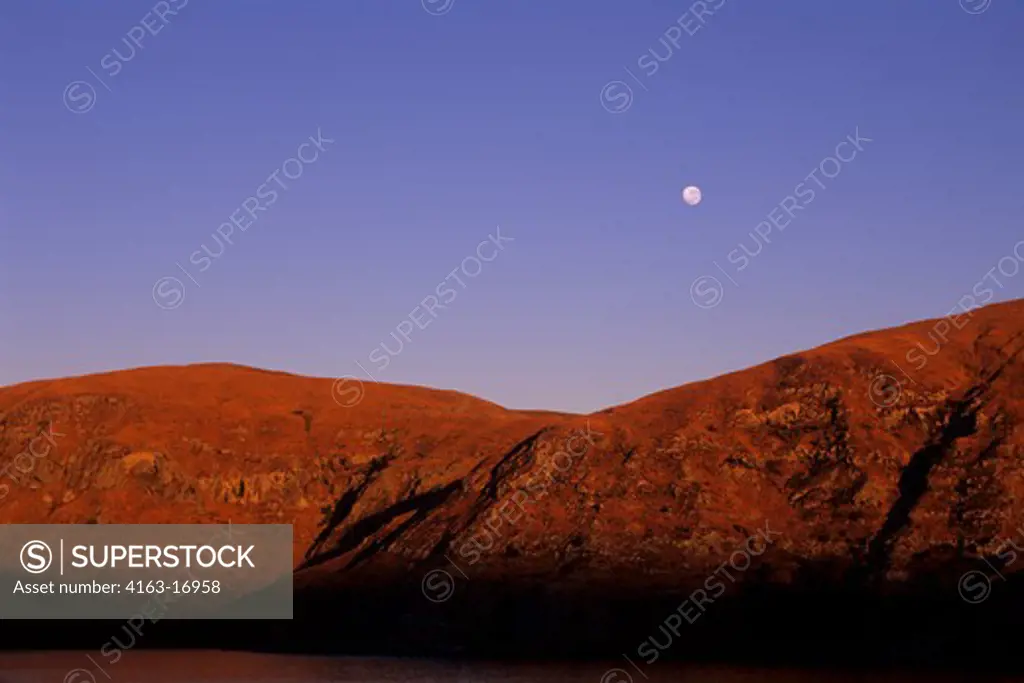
[682,186,702,206]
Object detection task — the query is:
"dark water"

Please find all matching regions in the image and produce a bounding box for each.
[0,651,1011,683]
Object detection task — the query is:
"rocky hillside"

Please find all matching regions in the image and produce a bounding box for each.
[3,298,1024,665]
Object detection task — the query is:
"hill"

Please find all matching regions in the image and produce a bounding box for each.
[3,298,1024,666]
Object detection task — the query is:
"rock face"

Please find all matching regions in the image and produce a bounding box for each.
[2,298,1024,665]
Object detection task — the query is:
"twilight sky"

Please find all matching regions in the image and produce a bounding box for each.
[1,0,1022,413]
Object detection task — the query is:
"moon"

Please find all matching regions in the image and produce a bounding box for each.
[682,186,702,206]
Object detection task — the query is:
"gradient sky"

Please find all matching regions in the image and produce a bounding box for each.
[2,1,1022,413]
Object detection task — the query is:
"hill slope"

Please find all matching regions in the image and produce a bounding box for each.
[3,298,1024,664]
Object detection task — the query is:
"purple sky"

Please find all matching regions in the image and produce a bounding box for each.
[1,0,1022,412]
